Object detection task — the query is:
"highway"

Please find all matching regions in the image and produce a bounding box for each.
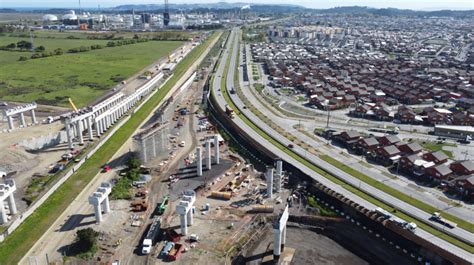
[211,28,474,263]
[240,45,474,221]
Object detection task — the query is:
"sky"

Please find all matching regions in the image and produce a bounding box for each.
[1,0,473,10]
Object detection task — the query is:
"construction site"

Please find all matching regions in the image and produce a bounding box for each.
[21,53,420,265]
[0,28,449,265]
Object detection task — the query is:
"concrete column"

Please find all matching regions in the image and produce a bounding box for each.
[276,160,283,176]
[0,204,7,224]
[102,197,110,214]
[180,214,188,235]
[187,209,193,226]
[95,120,101,137]
[275,174,282,193]
[76,122,84,145]
[7,194,17,215]
[19,112,26,127]
[214,135,219,165]
[273,228,282,257]
[196,147,202,176]
[7,116,14,130]
[93,203,102,223]
[30,109,37,124]
[206,140,212,170]
[87,117,94,140]
[142,140,148,163]
[65,121,73,149]
[152,135,157,158]
[281,226,286,250]
[267,167,274,198]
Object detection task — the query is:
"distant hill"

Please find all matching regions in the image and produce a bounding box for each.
[312,6,474,18]
[113,2,304,12]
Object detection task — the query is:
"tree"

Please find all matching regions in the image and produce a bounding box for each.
[75,228,99,257]
[35,45,45,52]
[53,48,63,55]
[6,43,16,49]
[16,40,32,50]
[127,155,141,170]
[18,56,28,61]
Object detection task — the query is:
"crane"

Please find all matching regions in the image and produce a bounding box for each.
[68,97,78,112]
[163,0,170,27]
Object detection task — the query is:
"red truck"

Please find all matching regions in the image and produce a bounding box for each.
[166,228,181,243]
[167,243,184,261]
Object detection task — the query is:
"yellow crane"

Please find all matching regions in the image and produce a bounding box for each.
[68,97,78,112]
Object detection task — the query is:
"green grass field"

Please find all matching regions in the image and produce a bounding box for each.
[0,35,182,107]
[420,141,456,158]
[0,31,219,265]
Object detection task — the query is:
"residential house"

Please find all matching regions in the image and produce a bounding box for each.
[378,135,401,146]
[422,151,448,165]
[356,137,379,154]
[396,142,423,155]
[450,161,474,176]
[425,164,453,181]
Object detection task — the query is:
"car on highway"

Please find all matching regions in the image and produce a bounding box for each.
[287,144,294,149]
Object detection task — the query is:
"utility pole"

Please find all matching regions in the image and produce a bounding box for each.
[325,105,330,129]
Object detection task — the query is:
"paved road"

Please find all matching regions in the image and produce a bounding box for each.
[211,28,473,262]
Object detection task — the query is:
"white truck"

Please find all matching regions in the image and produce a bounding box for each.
[142,217,162,254]
[430,212,457,229]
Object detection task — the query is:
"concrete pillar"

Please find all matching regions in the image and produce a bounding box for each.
[276,160,283,176]
[273,228,282,257]
[152,135,157,158]
[196,147,202,177]
[76,122,84,145]
[281,226,286,250]
[267,167,274,198]
[180,214,188,235]
[93,203,102,223]
[7,116,14,130]
[7,194,17,215]
[206,140,212,170]
[102,197,110,214]
[142,140,148,163]
[95,120,101,137]
[0,204,7,224]
[30,109,37,124]
[19,112,26,127]
[187,209,193,226]
[214,135,219,165]
[65,121,73,149]
[87,117,94,140]
[275,174,282,193]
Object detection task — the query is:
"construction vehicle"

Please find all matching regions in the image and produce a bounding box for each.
[68,97,78,112]
[131,200,149,212]
[430,212,457,228]
[141,217,162,254]
[157,195,169,215]
[160,241,174,258]
[166,228,181,242]
[167,243,184,261]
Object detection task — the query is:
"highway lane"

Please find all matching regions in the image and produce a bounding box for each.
[211,28,473,262]
[240,44,474,221]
